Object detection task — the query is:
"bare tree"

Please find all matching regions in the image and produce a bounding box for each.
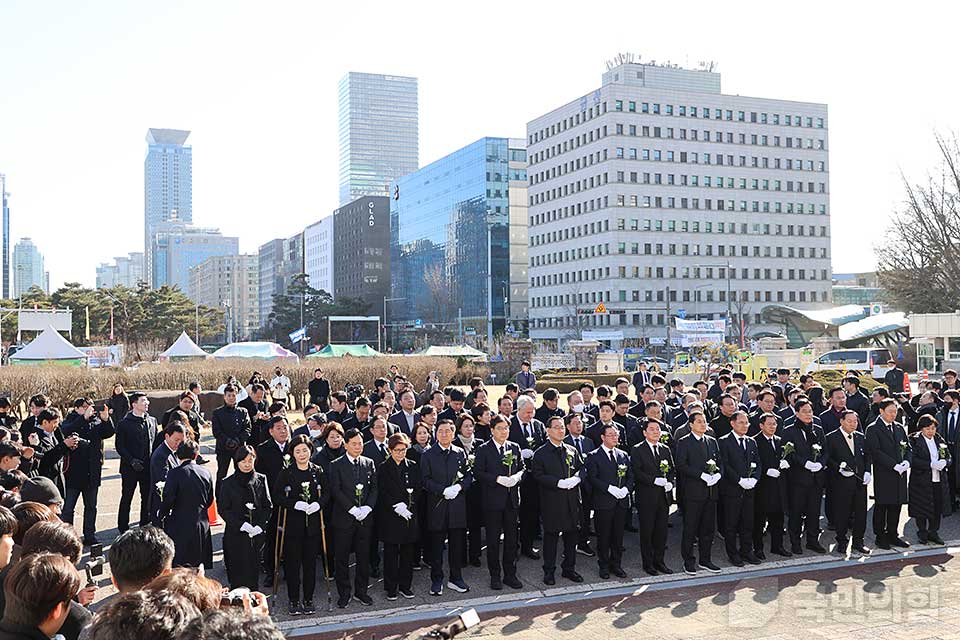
[876,133,960,312]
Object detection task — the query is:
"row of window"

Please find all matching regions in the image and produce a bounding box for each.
[532,284,828,308]
[531,264,830,287]
[614,172,826,192]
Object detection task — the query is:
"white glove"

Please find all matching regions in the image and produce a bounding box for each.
[249,525,263,538]
[443,485,461,500]
[863,471,872,485]
[521,449,534,460]
[700,472,713,484]
[496,475,512,487]
[308,502,321,514]
[738,478,752,490]
[839,468,855,478]
[779,459,790,470]
[349,506,362,520]
[393,502,406,515]
[901,460,911,471]
[653,477,668,487]
[618,486,629,499]
[893,462,906,475]
[934,459,949,471]
[607,485,624,498]
[294,501,310,512]
[712,473,722,484]
[745,478,758,489]
[804,461,823,473]
[663,481,673,492]
[510,470,524,484]
[557,478,572,489]
[568,475,582,488]
[240,522,254,535]
[357,505,373,521]
[398,505,413,521]
[766,468,781,478]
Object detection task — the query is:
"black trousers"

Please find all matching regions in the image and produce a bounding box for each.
[429,528,464,582]
[484,508,519,579]
[722,491,755,558]
[680,498,716,564]
[638,500,668,568]
[872,503,902,542]
[333,523,371,599]
[578,496,593,546]
[831,483,867,545]
[63,485,99,539]
[788,485,822,545]
[225,529,264,591]
[519,475,541,551]
[284,532,320,602]
[215,451,236,499]
[542,529,577,575]
[949,456,959,506]
[595,506,627,571]
[262,508,279,573]
[383,542,414,594]
[118,465,149,532]
[753,506,785,552]
[368,521,381,573]
[916,485,944,538]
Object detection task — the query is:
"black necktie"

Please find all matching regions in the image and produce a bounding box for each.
[608,449,615,464]
[498,444,503,457]
[950,412,957,442]
[575,437,583,454]
[353,458,360,483]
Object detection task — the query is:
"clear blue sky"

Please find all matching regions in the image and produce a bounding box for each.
[0,0,957,289]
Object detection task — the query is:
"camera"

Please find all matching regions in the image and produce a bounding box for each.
[84,544,106,587]
[344,383,365,406]
[220,587,251,608]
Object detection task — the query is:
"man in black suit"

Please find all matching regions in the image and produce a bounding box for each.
[675,411,723,575]
[388,390,419,437]
[818,386,848,436]
[710,395,738,440]
[752,413,791,558]
[115,393,156,532]
[938,390,960,509]
[31,407,76,500]
[342,397,374,436]
[361,416,390,579]
[564,413,596,556]
[865,399,912,549]
[534,388,565,425]
[255,415,290,587]
[326,392,354,425]
[327,428,378,608]
[781,399,827,554]
[630,419,675,575]
[843,376,871,426]
[421,420,473,596]
[586,400,627,449]
[585,423,632,579]
[632,363,651,398]
[473,415,524,590]
[239,383,270,447]
[530,416,585,585]
[612,395,641,454]
[718,411,762,566]
[148,422,186,526]
[60,399,115,545]
[824,410,872,555]
[509,396,546,559]
[748,391,783,437]
[157,440,214,569]
[884,360,907,394]
[436,389,466,424]
[211,385,252,498]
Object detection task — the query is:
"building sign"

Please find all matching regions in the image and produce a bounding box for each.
[368,201,376,227]
[594,302,607,314]
[675,318,726,333]
[582,329,623,341]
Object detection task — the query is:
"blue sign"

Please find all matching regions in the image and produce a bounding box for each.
[677,309,687,319]
[414,319,423,328]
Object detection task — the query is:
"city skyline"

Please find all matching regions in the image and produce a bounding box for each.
[0,2,958,290]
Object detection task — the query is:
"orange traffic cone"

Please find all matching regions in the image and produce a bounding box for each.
[903,371,911,393]
[923,369,929,381]
[208,498,223,527]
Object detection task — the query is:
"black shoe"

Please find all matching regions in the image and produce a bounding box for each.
[742,552,762,565]
[834,539,849,555]
[369,566,381,579]
[754,550,766,560]
[399,588,415,599]
[430,579,443,596]
[576,544,596,557]
[599,568,610,579]
[852,544,871,555]
[806,542,827,554]
[876,539,892,550]
[543,573,556,585]
[561,569,584,583]
[353,593,373,606]
[386,592,398,601]
[643,565,659,576]
[490,577,503,590]
[470,558,482,567]
[263,573,273,588]
[624,523,638,532]
[302,600,316,614]
[655,562,674,574]
[503,575,523,589]
[889,537,911,548]
[791,544,803,555]
[699,561,721,573]
[522,548,541,560]
[337,596,350,609]
[771,547,792,557]
[288,600,302,615]
[684,561,697,575]
[729,555,745,567]
[610,567,627,579]
[929,533,945,545]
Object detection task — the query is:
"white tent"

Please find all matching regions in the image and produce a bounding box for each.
[10,326,88,365]
[159,331,209,361]
[211,341,299,362]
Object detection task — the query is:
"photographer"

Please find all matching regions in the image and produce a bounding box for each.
[239,385,270,448]
[60,398,114,546]
[116,393,156,532]
[212,385,252,498]
[30,408,78,501]
[0,553,80,640]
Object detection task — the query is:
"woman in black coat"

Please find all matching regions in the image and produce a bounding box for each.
[408,423,433,568]
[219,445,273,590]
[310,423,344,577]
[274,434,328,616]
[107,383,130,421]
[377,433,421,600]
[908,415,951,544]
[308,369,331,412]
[456,414,484,566]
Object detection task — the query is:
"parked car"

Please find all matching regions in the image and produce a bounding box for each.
[803,348,893,381]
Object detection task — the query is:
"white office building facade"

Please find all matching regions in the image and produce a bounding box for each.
[526,61,831,349]
[303,215,334,295]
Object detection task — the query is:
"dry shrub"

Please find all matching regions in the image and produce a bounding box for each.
[0,357,471,412]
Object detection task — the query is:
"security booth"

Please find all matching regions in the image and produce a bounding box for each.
[908,313,960,373]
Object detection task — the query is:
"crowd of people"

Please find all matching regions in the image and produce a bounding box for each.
[0,360,954,637]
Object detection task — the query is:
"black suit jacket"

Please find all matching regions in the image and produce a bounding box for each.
[254,438,288,495]
[865,418,911,505]
[718,432,761,497]
[388,411,417,437]
[421,444,473,530]
[473,438,522,511]
[823,428,870,494]
[211,405,251,455]
[675,433,722,502]
[362,439,390,467]
[585,446,633,510]
[327,454,378,530]
[158,460,214,568]
[376,457,421,545]
[508,416,547,465]
[530,442,585,533]
[753,433,789,511]
[781,422,826,489]
[631,440,675,508]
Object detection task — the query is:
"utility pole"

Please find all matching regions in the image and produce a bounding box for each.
[665,285,671,358]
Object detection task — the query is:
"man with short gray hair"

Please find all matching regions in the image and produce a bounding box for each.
[509,394,546,559]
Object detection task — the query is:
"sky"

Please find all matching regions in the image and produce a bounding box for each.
[0,0,957,290]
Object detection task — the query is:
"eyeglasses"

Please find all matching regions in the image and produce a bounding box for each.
[392,446,408,453]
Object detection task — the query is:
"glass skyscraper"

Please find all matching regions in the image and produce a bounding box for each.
[12,238,46,296]
[338,72,418,206]
[390,137,527,345]
[144,129,193,287]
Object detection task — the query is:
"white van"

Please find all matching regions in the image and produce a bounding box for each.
[804,348,893,381]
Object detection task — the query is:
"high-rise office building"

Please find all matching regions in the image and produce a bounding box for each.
[144,129,192,287]
[333,196,390,312]
[189,254,259,342]
[12,238,46,296]
[96,252,145,289]
[526,59,831,349]
[303,215,334,295]
[390,137,528,347]
[151,221,238,294]
[338,72,418,205]
[258,234,303,325]
[1,175,9,299]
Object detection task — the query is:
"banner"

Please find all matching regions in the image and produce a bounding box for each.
[681,333,725,347]
[289,326,306,344]
[581,330,624,341]
[675,318,727,333]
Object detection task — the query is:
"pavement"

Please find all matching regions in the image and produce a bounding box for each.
[76,433,960,639]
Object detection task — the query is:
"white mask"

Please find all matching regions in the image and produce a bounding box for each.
[308,428,323,439]
[571,403,585,413]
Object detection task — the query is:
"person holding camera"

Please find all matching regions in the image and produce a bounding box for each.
[116,393,157,533]
[29,408,79,502]
[220,445,273,591]
[212,385,252,499]
[60,398,114,546]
